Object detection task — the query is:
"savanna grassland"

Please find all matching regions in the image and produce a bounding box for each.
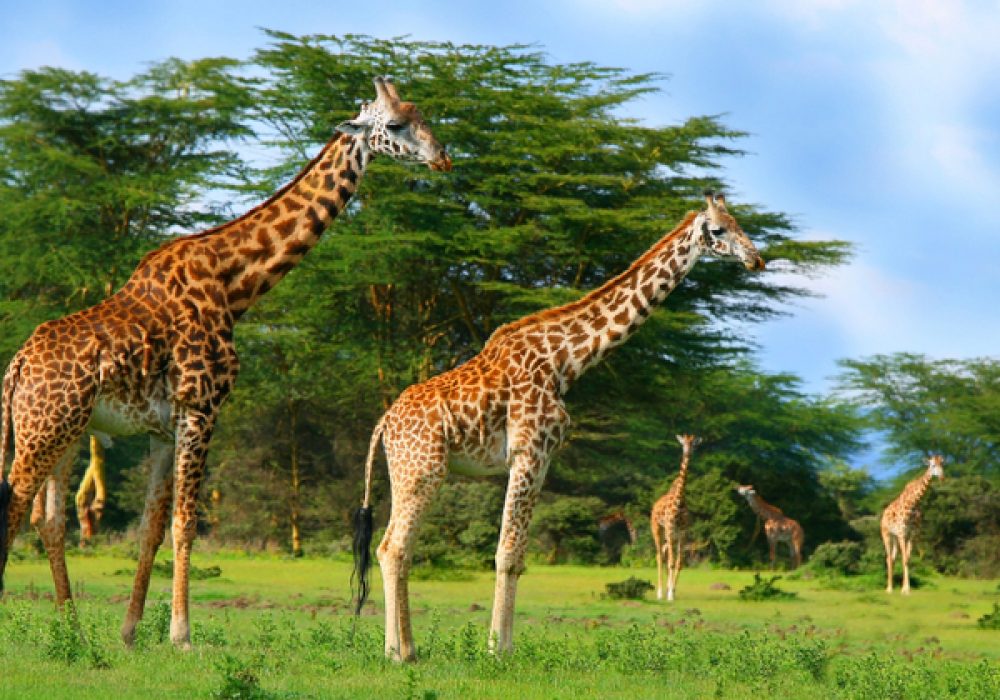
[1,551,998,699]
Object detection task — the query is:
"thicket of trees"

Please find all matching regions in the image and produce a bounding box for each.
[1,33,995,574]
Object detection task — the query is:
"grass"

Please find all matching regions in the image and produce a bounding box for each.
[1,551,998,699]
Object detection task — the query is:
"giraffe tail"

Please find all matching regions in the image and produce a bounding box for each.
[352,413,387,616]
[0,353,23,594]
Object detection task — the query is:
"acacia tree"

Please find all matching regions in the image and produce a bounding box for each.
[206,33,859,555]
[0,59,255,529]
[836,353,1000,479]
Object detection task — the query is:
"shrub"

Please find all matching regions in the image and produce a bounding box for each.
[738,573,797,601]
[808,541,864,576]
[978,603,1000,630]
[604,576,654,600]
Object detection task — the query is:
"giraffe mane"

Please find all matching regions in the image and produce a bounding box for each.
[133,134,348,267]
[485,210,700,344]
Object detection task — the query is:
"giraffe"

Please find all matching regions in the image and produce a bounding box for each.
[353,193,765,661]
[75,433,110,545]
[736,484,804,569]
[650,434,700,602]
[0,77,451,649]
[881,454,944,594]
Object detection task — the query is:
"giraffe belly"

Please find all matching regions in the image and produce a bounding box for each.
[89,395,173,439]
[447,430,508,477]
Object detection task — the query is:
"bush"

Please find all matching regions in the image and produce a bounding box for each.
[531,496,605,564]
[603,577,655,600]
[738,573,797,601]
[978,603,1000,630]
[807,541,864,576]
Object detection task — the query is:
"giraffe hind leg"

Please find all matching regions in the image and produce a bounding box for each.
[377,431,448,662]
[30,446,80,606]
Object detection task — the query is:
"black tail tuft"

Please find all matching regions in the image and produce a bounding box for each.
[351,505,374,616]
[0,478,11,595]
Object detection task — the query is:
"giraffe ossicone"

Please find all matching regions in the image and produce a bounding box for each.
[0,76,450,650]
[352,194,765,661]
[881,454,944,594]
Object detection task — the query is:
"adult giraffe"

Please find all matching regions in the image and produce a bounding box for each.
[881,454,944,594]
[0,77,451,649]
[354,193,765,661]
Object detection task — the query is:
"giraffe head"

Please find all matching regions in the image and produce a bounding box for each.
[336,77,452,171]
[694,192,765,271]
[736,484,756,500]
[676,434,702,452]
[926,455,945,480]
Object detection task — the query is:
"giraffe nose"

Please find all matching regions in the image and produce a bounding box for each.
[430,149,452,172]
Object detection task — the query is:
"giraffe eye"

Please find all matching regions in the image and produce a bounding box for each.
[386,122,407,132]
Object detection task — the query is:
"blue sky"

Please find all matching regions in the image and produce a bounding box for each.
[2,2,998,409]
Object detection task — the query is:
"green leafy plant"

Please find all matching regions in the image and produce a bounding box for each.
[604,576,655,600]
[738,573,797,601]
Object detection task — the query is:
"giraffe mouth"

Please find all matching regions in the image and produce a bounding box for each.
[429,153,453,172]
[745,255,766,271]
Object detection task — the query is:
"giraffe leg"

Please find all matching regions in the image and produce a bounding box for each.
[169,408,217,649]
[376,439,447,662]
[768,537,777,570]
[121,437,174,646]
[664,530,676,602]
[652,520,665,601]
[30,446,79,605]
[882,530,894,593]
[490,447,549,654]
[669,530,684,602]
[901,537,913,595]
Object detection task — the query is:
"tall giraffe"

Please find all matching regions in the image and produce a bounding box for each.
[353,194,765,661]
[650,434,700,602]
[0,77,451,649]
[881,455,944,594]
[736,484,804,569]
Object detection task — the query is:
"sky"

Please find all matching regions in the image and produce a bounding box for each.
[2,1,998,418]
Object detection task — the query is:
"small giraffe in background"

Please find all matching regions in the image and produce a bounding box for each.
[881,455,944,594]
[736,484,804,569]
[353,194,765,661]
[75,433,110,545]
[650,434,700,601]
[0,77,450,649]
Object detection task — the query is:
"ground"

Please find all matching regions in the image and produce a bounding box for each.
[1,550,997,699]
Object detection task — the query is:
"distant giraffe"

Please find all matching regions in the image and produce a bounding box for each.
[881,455,944,594]
[650,434,700,601]
[736,484,804,569]
[0,77,450,649]
[75,433,110,545]
[353,193,765,661]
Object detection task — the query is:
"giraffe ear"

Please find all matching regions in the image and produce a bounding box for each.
[704,190,716,209]
[675,434,685,445]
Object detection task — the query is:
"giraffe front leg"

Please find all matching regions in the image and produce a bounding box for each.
[652,522,665,601]
[169,408,217,649]
[490,448,549,654]
[901,538,913,595]
[669,531,684,602]
[121,438,174,646]
[664,532,676,602]
[768,538,777,571]
[30,446,79,606]
[882,531,895,593]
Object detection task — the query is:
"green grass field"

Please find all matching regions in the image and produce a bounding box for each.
[1,551,998,699]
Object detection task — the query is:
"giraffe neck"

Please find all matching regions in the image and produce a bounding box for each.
[899,470,934,512]
[670,451,691,496]
[746,494,779,521]
[548,213,702,388]
[205,133,369,317]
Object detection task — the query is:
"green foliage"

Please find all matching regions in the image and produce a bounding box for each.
[977,603,1000,630]
[603,576,655,600]
[413,481,504,569]
[212,653,273,700]
[807,541,865,576]
[531,496,606,564]
[738,573,797,601]
[837,354,1000,479]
